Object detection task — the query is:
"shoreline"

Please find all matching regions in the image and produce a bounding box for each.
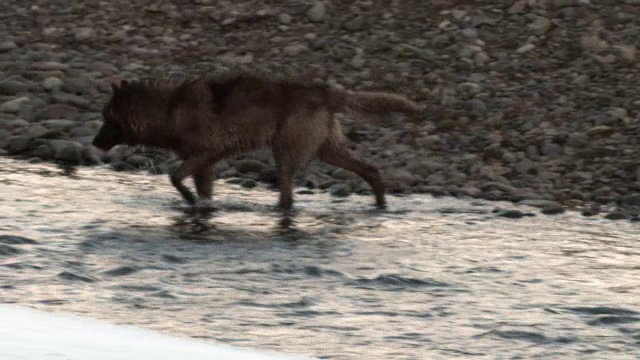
[1,153,638,222]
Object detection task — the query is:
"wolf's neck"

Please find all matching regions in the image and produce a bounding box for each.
[127,89,176,149]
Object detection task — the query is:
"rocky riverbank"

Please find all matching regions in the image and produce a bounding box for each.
[1,0,639,219]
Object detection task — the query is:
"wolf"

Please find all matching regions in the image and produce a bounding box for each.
[92,73,422,210]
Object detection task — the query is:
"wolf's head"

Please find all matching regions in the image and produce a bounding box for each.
[92,80,139,151]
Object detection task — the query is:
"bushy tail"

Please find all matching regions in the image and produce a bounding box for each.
[328,89,423,122]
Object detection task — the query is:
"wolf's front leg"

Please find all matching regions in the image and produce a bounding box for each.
[169,154,220,205]
[193,167,216,209]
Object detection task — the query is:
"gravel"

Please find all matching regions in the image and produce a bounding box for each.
[1,0,639,219]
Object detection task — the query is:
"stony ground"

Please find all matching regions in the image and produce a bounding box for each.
[1,0,640,219]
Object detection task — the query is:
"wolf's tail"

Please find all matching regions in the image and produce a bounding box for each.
[328,89,423,119]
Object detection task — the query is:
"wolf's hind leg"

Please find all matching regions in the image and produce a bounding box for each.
[318,141,386,209]
[272,110,330,210]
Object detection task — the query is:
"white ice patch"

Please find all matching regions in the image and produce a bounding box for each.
[0,304,313,360]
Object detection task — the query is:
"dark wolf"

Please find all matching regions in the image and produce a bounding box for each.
[92,73,422,210]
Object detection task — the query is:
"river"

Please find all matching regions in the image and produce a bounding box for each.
[0,157,638,359]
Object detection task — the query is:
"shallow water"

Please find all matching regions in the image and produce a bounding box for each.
[0,157,639,359]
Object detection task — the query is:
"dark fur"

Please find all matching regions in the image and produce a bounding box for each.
[92,73,423,210]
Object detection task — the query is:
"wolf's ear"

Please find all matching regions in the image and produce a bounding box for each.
[120,80,129,88]
[111,82,120,92]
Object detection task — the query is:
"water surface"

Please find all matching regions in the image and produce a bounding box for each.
[0,158,638,359]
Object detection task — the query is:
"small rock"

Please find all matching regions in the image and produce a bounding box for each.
[6,135,33,154]
[516,43,536,54]
[474,52,491,66]
[82,144,104,164]
[234,159,267,174]
[604,211,627,221]
[587,125,615,138]
[74,27,95,41]
[541,203,565,215]
[0,128,10,142]
[32,144,54,159]
[541,141,563,158]
[529,16,553,35]
[329,183,352,198]
[388,169,417,187]
[219,168,238,179]
[33,104,79,120]
[31,61,70,71]
[40,119,76,130]
[1,97,30,113]
[615,45,637,64]
[581,205,600,217]
[0,80,30,95]
[278,13,292,24]
[495,209,534,219]
[125,155,152,167]
[343,16,364,31]
[241,179,257,188]
[283,43,309,56]
[465,99,488,117]
[616,193,640,208]
[42,77,64,91]
[105,145,134,163]
[69,126,96,137]
[307,1,327,22]
[581,34,608,53]
[48,139,83,162]
[0,40,18,52]
[111,161,136,172]
[331,168,358,180]
[62,78,93,95]
[508,0,527,14]
[2,118,29,130]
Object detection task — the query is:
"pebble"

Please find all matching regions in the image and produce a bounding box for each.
[541,203,566,215]
[307,1,327,22]
[40,119,76,130]
[74,27,96,41]
[278,13,293,24]
[42,77,64,91]
[6,135,33,154]
[495,209,534,219]
[0,40,18,52]
[1,97,30,113]
[48,139,83,162]
[529,17,553,35]
[516,43,536,54]
[329,183,352,198]
[241,179,257,189]
[234,159,267,174]
[283,43,309,56]
[33,104,79,120]
[0,80,30,95]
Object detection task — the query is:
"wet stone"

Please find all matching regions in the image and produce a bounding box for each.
[6,135,34,154]
[604,211,627,221]
[241,179,257,189]
[0,80,30,95]
[541,203,565,215]
[495,209,535,219]
[329,183,352,197]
